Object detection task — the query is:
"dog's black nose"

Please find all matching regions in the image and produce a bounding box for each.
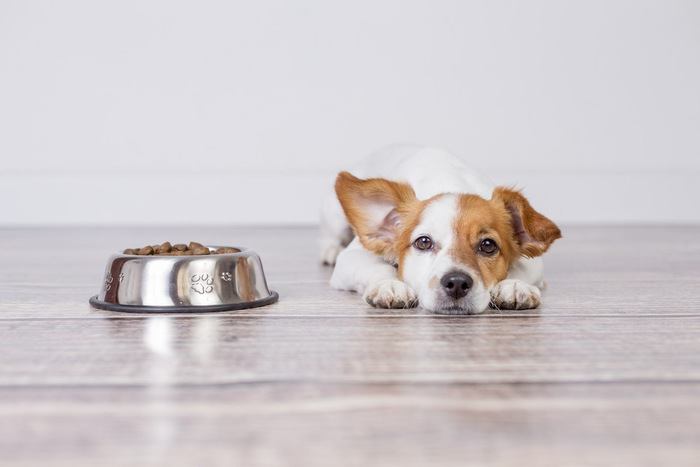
[440,272,473,299]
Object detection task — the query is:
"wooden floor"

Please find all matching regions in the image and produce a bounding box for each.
[1,226,699,467]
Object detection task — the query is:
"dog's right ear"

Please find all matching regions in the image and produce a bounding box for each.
[492,187,562,257]
[335,171,417,259]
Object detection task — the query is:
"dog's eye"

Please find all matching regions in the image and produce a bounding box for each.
[478,238,499,255]
[413,235,434,251]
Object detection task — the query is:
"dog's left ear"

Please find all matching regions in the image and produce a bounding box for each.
[492,187,562,257]
[335,171,417,259]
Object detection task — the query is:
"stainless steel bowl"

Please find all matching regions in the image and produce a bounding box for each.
[89,246,278,312]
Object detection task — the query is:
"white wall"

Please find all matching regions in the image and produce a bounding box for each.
[1,0,699,225]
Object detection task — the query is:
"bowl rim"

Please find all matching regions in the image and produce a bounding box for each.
[116,244,251,258]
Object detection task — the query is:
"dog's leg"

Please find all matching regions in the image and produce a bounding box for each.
[490,257,544,310]
[330,239,417,309]
[319,190,353,265]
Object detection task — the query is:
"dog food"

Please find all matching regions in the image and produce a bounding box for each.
[123,242,240,256]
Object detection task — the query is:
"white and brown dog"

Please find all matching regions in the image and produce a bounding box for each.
[320,144,561,314]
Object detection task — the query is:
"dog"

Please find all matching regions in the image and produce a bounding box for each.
[320,144,561,314]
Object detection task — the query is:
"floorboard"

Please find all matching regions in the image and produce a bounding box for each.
[1,225,699,466]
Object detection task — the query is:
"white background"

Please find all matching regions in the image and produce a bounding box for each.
[1,0,698,225]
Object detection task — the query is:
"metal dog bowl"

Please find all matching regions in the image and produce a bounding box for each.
[89,246,278,312]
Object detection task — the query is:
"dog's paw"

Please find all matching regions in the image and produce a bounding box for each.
[363,279,418,309]
[320,243,344,266]
[490,279,541,310]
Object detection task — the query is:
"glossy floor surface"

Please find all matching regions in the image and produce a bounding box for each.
[1,226,699,466]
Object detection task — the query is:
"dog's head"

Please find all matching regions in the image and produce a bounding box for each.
[335,172,561,313]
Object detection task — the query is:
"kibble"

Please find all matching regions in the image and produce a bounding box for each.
[137,246,154,255]
[157,241,172,254]
[123,242,240,256]
[214,247,239,254]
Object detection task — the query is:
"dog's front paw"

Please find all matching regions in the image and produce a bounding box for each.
[490,279,541,310]
[363,279,418,309]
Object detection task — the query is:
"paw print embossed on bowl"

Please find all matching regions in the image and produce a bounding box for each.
[190,273,214,295]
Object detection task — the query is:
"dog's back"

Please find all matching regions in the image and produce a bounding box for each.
[346,144,494,199]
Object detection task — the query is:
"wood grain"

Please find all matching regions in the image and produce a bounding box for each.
[0,226,699,466]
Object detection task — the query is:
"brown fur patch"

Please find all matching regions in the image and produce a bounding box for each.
[451,195,517,288]
[449,188,561,287]
[492,187,562,257]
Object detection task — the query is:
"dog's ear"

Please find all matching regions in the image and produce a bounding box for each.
[335,171,417,259]
[492,187,561,257]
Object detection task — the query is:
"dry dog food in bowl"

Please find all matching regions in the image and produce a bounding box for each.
[122,241,240,256]
[89,243,278,313]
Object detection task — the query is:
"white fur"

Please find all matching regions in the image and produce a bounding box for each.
[363,279,418,309]
[323,144,545,313]
[342,144,494,200]
[490,279,542,310]
[330,238,396,294]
